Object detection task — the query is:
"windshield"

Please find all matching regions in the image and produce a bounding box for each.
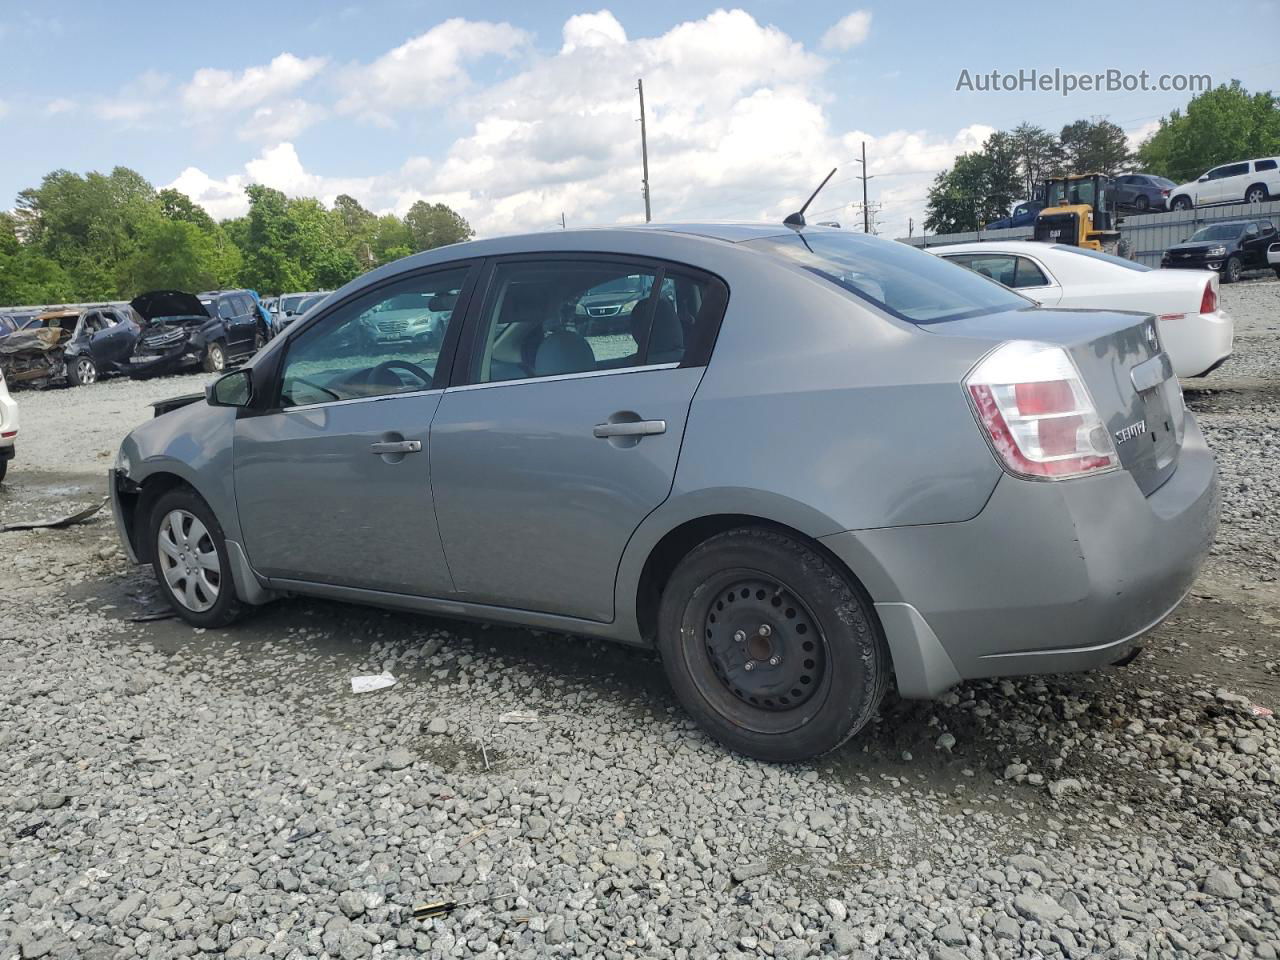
[749,232,1031,324]
[1189,224,1244,242]
[280,295,305,313]
[1050,245,1153,272]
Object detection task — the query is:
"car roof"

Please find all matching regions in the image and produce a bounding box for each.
[929,241,1052,255]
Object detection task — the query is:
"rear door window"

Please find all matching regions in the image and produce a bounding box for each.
[1254,159,1277,172]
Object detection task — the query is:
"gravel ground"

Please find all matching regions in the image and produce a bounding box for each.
[2,282,1279,960]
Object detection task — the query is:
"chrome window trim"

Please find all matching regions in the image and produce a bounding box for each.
[279,386,444,414]
[448,362,681,393]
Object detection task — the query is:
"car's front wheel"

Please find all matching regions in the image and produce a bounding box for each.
[657,527,890,762]
[147,487,244,627]
[1223,255,1242,283]
[1171,196,1192,211]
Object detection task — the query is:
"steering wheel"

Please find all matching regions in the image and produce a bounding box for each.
[370,359,433,389]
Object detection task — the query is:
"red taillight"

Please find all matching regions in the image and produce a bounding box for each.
[966,342,1118,481]
[1200,281,1217,314]
[0,431,14,439]
[1161,189,1170,197]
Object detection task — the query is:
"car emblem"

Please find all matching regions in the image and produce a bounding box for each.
[1115,420,1147,444]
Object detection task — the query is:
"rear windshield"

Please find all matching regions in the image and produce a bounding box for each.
[1050,245,1153,271]
[749,232,1031,324]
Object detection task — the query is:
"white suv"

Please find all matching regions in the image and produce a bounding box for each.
[1169,157,1280,210]
[0,365,17,482]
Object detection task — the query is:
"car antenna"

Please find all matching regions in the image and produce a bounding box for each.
[784,168,837,228]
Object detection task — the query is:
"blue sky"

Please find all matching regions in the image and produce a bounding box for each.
[1,1,1276,237]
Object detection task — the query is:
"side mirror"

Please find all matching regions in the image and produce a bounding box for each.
[1198,176,1208,183]
[206,369,253,408]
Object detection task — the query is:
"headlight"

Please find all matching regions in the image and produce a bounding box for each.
[1207,246,1227,257]
[115,447,132,475]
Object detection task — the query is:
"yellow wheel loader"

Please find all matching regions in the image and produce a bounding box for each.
[1032,174,1124,254]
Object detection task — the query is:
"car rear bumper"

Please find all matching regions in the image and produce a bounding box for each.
[821,413,1219,698]
[1159,308,1233,378]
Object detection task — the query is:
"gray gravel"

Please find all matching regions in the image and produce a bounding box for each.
[2,281,1278,960]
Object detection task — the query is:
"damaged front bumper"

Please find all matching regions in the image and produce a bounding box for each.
[126,343,201,379]
[108,467,141,564]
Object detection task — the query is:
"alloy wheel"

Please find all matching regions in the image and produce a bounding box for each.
[76,358,97,384]
[157,509,221,612]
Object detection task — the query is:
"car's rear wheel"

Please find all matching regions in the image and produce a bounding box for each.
[0,459,7,483]
[657,527,889,762]
[147,487,243,627]
[68,356,98,386]
[203,341,227,373]
[1134,195,1149,211]
[1245,184,1268,204]
[1223,255,1242,283]
[1171,196,1192,211]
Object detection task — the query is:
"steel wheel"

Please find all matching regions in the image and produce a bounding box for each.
[75,358,97,384]
[683,567,833,736]
[157,509,221,612]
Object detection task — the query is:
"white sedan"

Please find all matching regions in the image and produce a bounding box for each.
[0,364,17,482]
[932,241,1233,378]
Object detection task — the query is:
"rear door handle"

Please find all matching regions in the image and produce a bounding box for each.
[593,419,666,438]
[369,440,422,454]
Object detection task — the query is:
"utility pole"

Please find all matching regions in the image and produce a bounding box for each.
[853,141,873,233]
[908,217,914,238]
[637,78,652,223]
[560,212,566,229]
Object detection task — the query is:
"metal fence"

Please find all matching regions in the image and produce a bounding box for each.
[898,199,1280,267]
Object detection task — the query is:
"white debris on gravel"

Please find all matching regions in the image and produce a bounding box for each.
[0,281,1278,960]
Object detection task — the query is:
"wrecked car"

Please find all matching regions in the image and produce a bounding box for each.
[127,290,255,378]
[0,306,140,388]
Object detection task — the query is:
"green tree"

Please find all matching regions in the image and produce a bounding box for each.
[924,131,1023,232]
[1009,123,1064,199]
[158,188,217,232]
[1137,82,1280,183]
[1058,118,1130,176]
[117,218,242,295]
[0,214,73,304]
[236,186,361,294]
[404,201,474,252]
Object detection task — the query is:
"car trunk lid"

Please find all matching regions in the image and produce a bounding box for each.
[928,308,1183,496]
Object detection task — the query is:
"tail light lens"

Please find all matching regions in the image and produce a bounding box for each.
[966,341,1118,480]
[1200,280,1217,314]
[1161,189,1170,197]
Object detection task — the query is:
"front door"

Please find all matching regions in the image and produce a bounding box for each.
[431,256,726,622]
[233,265,476,596]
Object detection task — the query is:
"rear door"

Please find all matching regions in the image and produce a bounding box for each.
[233,265,477,596]
[89,309,138,369]
[430,255,727,622]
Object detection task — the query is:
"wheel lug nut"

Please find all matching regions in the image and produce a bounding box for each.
[743,661,755,672]
[759,624,772,637]
[768,656,781,666]
[733,630,746,643]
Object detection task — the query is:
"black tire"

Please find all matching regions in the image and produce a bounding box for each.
[1171,195,1193,211]
[1245,184,1268,205]
[656,527,890,762]
[1223,255,1242,284]
[1134,195,1149,211]
[67,355,98,386]
[202,341,227,374]
[146,486,244,628]
[1273,267,1280,280]
[0,458,7,483]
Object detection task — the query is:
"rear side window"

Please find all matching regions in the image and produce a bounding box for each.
[750,232,1030,325]
[471,259,724,384]
[1255,159,1277,172]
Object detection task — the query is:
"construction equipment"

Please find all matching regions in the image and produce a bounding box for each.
[1032,173,1122,253]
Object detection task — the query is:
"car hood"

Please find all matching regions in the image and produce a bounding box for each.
[131,290,210,322]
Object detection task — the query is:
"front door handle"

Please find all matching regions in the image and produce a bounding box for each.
[369,440,422,454]
[593,419,666,439]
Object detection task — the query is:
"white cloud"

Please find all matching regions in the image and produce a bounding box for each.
[820,11,872,51]
[171,11,992,239]
[94,71,170,126]
[560,11,627,53]
[240,99,326,143]
[182,53,327,113]
[1125,119,1160,153]
[337,18,530,120]
[0,98,9,119]
[45,98,76,116]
